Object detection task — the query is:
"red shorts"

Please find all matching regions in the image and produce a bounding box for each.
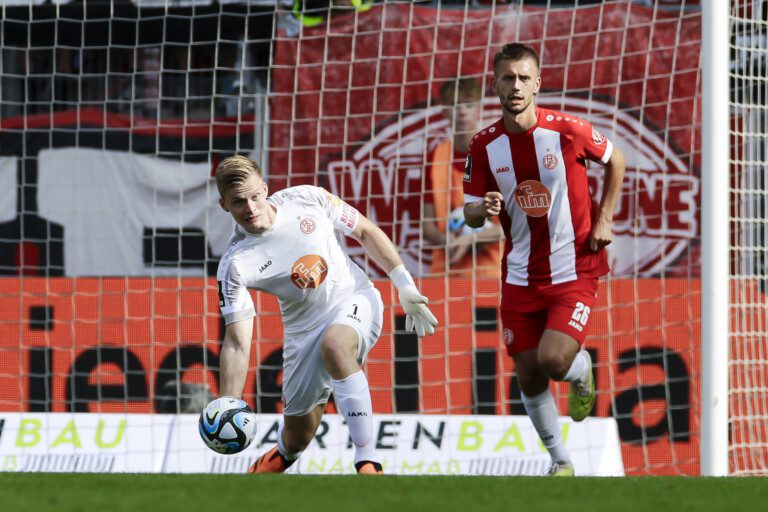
[500,277,599,355]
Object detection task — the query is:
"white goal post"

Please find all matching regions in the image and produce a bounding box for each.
[701,0,730,478]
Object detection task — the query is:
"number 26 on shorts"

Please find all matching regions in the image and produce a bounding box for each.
[571,301,590,326]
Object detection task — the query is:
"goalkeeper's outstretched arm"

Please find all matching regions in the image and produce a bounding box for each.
[349,215,438,337]
[220,318,254,397]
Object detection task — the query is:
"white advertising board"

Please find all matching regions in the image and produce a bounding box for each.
[0,413,624,476]
[0,413,172,473]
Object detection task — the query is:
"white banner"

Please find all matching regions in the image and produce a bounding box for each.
[0,157,16,223]
[0,413,172,473]
[37,148,234,277]
[0,413,623,476]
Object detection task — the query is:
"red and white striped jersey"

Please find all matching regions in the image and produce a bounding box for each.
[463,107,612,286]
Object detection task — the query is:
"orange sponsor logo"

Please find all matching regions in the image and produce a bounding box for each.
[514,180,551,217]
[290,254,328,289]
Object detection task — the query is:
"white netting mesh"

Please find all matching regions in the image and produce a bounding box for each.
[729,0,768,476]
[0,0,759,476]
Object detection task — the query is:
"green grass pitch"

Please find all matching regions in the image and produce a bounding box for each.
[1,474,766,512]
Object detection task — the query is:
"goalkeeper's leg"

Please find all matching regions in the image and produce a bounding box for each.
[322,323,383,475]
[249,405,325,473]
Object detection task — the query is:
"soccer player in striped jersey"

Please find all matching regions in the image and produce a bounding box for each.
[215,156,437,475]
[463,43,626,476]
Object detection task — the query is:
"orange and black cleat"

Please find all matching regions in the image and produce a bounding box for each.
[248,446,294,474]
[355,460,384,475]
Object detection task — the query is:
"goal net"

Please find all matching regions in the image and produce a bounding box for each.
[729,0,768,476]
[0,0,762,476]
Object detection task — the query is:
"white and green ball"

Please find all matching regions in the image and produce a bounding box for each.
[198,396,257,455]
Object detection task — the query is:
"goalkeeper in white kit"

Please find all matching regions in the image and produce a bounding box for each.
[214,155,438,474]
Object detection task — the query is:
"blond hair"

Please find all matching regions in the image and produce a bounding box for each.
[215,155,263,197]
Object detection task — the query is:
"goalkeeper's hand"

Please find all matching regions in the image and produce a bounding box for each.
[389,265,438,337]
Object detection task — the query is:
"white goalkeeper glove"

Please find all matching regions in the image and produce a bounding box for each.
[389,264,438,338]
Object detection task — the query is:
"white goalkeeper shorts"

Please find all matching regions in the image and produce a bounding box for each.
[281,286,383,417]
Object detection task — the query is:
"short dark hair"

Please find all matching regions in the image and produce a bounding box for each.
[493,43,540,74]
[439,76,484,105]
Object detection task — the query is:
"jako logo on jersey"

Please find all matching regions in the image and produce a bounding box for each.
[290,254,328,289]
[347,411,368,417]
[299,217,316,234]
[495,166,511,174]
[259,260,272,273]
[542,153,559,170]
[514,180,552,217]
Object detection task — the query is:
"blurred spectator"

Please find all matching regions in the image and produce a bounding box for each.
[423,77,503,278]
[292,0,374,28]
[156,380,214,414]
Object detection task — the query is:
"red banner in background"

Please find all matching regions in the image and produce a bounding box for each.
[0,277,708,475]
[270,3,702,277]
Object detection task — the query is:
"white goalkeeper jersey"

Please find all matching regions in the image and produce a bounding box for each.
[216,185,373,335]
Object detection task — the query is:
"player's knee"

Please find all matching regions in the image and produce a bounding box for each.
[538,353,570,381]
[320,337,355,367]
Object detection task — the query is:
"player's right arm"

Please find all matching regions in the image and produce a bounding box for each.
[464,192,503,228]
[220,318,254,397]
[462,133,504,228]
[217,257,256,397]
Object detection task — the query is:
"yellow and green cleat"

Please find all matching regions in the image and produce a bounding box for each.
[547,461,575,476]
[568,350,595,422]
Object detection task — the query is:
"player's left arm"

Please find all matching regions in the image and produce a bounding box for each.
[349,215,438,337]
[588,146,626,251]
[348,214,403,275]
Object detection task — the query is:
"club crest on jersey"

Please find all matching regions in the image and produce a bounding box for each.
[542,153,559,170]
[299,217,316,234]
[290,254,328,289]
[503,328,514,346]
[592,127,606,145]
[514,180,552,218]
[463,155,472,182]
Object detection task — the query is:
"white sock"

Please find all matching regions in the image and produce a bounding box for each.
[276,422,301,461]
[563,349,589,383]
[521,389,570,464]
[333,370,377,464]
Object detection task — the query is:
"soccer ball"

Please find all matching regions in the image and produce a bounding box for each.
[447,207,491,236]
[198,396,257,454]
